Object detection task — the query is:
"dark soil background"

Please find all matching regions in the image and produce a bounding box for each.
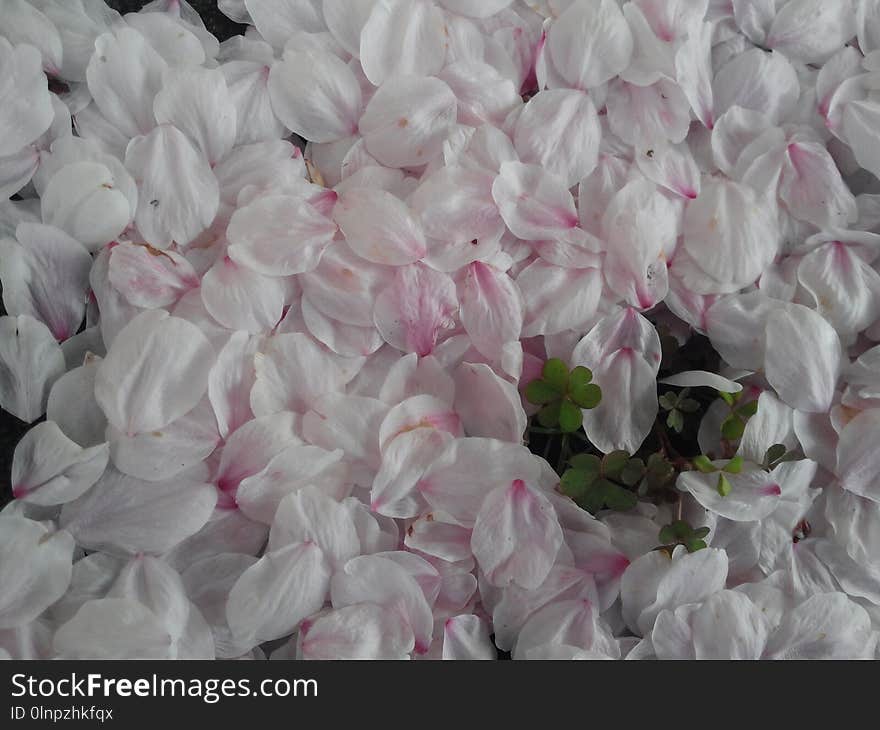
[0,1,248,507]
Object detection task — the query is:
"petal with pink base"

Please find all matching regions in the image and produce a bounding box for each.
[471,479,563,590]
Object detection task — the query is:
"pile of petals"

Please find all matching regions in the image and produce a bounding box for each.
[3,0,880,660]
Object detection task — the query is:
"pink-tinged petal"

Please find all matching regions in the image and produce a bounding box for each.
[227,541,330,645]
[842,100,880,180]
[410,165,503,246]
[404,515,473,563]
[201,255,286,334]
[689,590,770,660]
[343,500,399,556]
[94,310,216,435]
[371,427,452,518]
[572,308,661,454]
[606,78,691,146]
[491,565,598,651]
[566,531,630,611]
[798,242,880,336]
[0,314,66,423]
[213,139,307,206]
[323,0,377,57]
[471,479,563,590]
[74,103,130,160]
[547,0,632,89]
[359,0,447,85]
[334,187,426,266]
[813,539,880,606]
[816,46,863,124]
[682,178,779,292]
[0,223,90,341]
[0,517,72,630]
[766,0,856,64]
[836,408,880,503]
[0,0,63,75]
[108,242,199,310]
[181,553,260,659]
[359,75,457,168]
[677,465,784,522]
[163,511,266,577]
[438,60,520,128]
[780,140,857,230]
[573,306,663,367]
[220,55,287,147]
[243,0,325,48]
[125,124,219,249]
[124,10,206,67]
[47,552,122,629]
[373,263,458,356]
[764,305,841,413]
[378,394,462,452]
[107,397,219,482]
[711,106,775,177]
[372,550,442,609]
[517,260,603,337]
[514,89,600,188]
[513,598,618,660]
[106,555,212,659]
[32,133,136,221]
[705,291,780,371]
[153,67,236,165]
[454,362,527,443]
[268,487,360,568]
[40,161,131,251]
[764,592,873,659]
[0,145,40,200]
[301,296,384,357]
[492,161,581,241]
[299,603,414,660]
[585,346,659,455]
[47,358,107,448]
[674,19,715,129]
[626,547,729,636]
[0,39,53,156]
[11,421,108,506]
[620,2,675,86]
[634,139,701,201]
[737,391,795,463]
[53,598,172,660]
[419,437,544,527]
[59,467,217,557]
[825,485,880,579]
[208,331,257,440]
[268,49,361,143]
[378,352,456,406]
[301,243,394,327]
[331,554,434,654]
[601,179,677,310]
[459,261,524,362]
[442,615,495,660]
[302,393,388,486]
[236,445,347,524]
[86,27,166,139]
[250,332,347,416]
[714,48,800,125]
[226,193,337,275]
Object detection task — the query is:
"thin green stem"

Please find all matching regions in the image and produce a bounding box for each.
[556,433,570,473]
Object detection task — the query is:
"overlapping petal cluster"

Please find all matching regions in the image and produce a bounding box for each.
[2,0,880,660]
